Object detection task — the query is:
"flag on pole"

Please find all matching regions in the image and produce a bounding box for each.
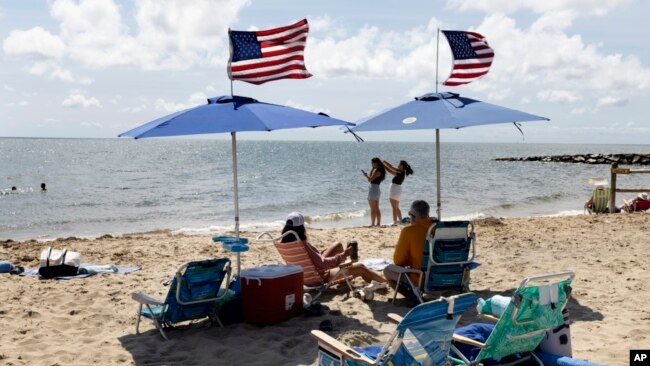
[441,30,494,87]
[227,19,312,85]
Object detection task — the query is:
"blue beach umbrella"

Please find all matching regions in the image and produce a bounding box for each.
[119,95,353,272]
[351,92,549,218]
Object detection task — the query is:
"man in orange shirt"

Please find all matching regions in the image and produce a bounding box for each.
[383,200,437,305]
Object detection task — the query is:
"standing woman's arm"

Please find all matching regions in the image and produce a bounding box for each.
[382,160,398,176]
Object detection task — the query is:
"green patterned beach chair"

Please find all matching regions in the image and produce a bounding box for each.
[132,258,234,340]
[451,271,574,365]
[312,293,477,366]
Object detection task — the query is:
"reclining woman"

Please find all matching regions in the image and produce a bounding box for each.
[281,212,387,285]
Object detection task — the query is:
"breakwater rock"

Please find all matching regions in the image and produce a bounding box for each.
[494,153,650,165]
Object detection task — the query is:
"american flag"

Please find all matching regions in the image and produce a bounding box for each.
[441,30,494,87]
[227,19,312,85]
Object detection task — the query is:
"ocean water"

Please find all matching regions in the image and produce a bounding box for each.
[1,137,648,241]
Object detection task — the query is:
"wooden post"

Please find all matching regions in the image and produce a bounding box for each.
[610,163,617,213]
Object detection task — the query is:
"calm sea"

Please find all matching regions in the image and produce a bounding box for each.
[1,138,647,241]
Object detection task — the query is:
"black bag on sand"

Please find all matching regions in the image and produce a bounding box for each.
[38,248,81,278]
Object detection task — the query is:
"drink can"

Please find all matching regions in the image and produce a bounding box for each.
[348,240,358,262]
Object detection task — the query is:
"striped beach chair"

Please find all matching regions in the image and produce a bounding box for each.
[131,258,234,340]
[586,187,611,214]
[312,293,477,366]
[258,231,355,303]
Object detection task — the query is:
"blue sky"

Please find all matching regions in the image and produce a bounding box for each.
[1,0,649,143]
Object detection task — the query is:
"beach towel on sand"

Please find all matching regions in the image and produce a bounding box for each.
[21,263,142,279]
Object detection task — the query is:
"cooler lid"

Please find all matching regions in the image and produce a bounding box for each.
[240,264,303,279]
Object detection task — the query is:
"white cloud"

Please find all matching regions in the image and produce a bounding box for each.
[309,22,440,80]
[26,61,94,84]
[283,99,332,115]
[7,101,29,107]
[597,96,628,107]
[3,27,65,60]
[537,89,581,103]
[47,0,249,70]
[4,84,14,92]
[446,0,631,17]
[122,104,148,113]
[62,92,101,108]
[570,107,588,115]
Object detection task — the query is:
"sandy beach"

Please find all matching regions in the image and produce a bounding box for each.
[1,213,648,366]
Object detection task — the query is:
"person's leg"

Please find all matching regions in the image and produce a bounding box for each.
[390,198,401,223]
[383,266,400,286]
[373,200,381,226]
[347,263,386,283]
[321,241,344,257]
[383,265,416,297]
[369,199,380,226]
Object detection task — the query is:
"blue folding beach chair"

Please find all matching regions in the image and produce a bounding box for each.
[390,221,476,303]
[132,258,234,340]
[311,292,477,366]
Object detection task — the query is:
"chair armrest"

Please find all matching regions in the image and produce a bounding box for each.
[452,333,487,349]
[311,330,375,365]
[478,313,500,322]
[132,291,164,306]
[255,232,274,242]
[387,313,403,324]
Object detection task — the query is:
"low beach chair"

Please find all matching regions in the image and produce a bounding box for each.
[131,258,233,340]
[586,187,610,214]
[256,231,355,304]
[311,292,477,366]
[390,220,476,304]
[451,271,574,365]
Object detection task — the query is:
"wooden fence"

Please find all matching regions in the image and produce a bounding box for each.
[609,163,650,213]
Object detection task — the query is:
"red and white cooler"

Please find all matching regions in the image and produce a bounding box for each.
[240,264,303,325]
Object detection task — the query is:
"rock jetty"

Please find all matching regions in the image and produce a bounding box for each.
[494,153,650,165]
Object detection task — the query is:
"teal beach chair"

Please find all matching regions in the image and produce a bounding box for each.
[451,272,574,365]
[312,292,477,366]
[424,221,476,292]
[132,258,233,340]
[390,221,476,304]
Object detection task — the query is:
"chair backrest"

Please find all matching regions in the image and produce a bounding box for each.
[591,187,610,213]
[162,258,231,324]
[380,293,477,366]
[422,221,475,292]
[475,272,574,363]
[273,231,326,286]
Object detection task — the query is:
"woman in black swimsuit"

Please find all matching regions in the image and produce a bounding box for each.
[382,160,413,225]
[362,157,386,226]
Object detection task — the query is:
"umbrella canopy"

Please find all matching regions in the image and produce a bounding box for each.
[120,95,350,138]
[120,95,353,273]
[351,92,549,218]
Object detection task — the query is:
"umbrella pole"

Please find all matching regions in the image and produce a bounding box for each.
[435,129,442,219]
[231,132,241,275]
